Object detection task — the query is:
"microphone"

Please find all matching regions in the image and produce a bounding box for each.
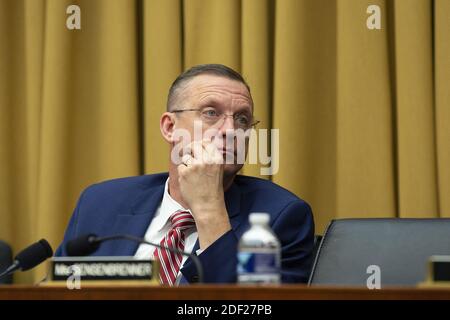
[66,234,100,257]
[0,239,54,280]
[65,234,204,283]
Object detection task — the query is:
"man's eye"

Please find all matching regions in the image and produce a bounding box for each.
[203,109,219,117]
[236,115,249,125]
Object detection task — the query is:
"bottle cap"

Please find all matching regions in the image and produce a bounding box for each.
[249,213,270,225]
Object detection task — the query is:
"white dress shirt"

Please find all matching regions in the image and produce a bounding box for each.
[134,178,200,284]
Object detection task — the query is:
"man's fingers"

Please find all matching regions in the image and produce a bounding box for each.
[183,141,203,163]
[192,141,206,162]
[204,140,223,164]
[181,154,194,166]
[201,139,215,164]
[181,140,224,165]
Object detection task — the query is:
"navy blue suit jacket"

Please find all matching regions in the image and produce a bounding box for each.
[55,173,315,283]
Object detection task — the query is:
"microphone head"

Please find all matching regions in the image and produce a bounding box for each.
[66,234,100,256]
[15,239,53,271]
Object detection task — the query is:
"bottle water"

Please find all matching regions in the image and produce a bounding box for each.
[237,213,281,284]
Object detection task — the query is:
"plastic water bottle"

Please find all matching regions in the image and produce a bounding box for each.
[237,213,281,284]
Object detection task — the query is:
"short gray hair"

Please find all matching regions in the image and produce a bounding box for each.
[167,64,251,111]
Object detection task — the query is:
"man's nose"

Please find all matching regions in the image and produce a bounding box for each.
[218,115,236,133]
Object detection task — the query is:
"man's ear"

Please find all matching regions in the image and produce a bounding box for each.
[160,112,176,143]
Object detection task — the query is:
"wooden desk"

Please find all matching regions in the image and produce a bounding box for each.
[1,284,450,300]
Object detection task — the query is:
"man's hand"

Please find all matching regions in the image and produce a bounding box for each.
[177,139,232,250]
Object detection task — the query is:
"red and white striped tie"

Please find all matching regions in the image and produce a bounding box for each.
[153,210,196,285]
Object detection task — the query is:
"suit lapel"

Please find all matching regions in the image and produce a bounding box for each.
[98,180,166,256]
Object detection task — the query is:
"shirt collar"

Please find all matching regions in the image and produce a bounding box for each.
[156,178,190,232]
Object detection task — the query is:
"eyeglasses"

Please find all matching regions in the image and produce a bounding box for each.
[171,107,260,130]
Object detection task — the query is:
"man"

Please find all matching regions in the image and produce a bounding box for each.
[55,64,314,284]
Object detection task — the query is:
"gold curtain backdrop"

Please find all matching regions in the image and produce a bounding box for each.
[0,0,449,283]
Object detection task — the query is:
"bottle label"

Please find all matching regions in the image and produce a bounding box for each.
[237,251,280,283]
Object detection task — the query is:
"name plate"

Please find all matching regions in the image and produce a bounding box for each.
[50,257,158,282]
[429,256,450,282]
